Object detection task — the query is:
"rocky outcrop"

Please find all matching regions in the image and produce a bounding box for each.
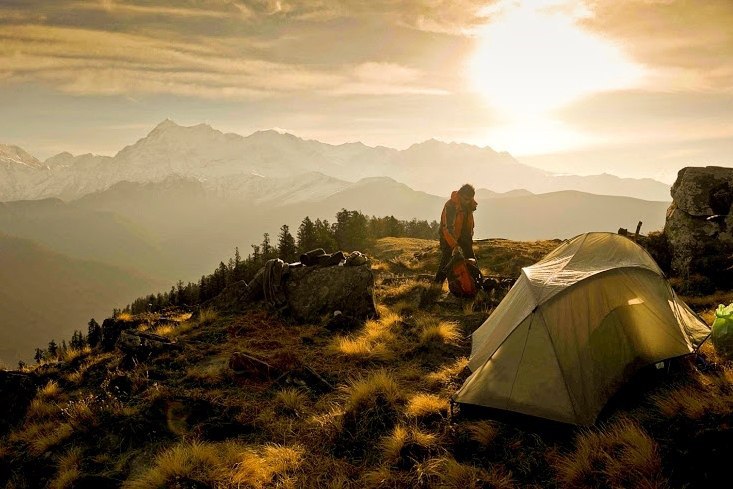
[284,264,377,322]
[664,166,733,281]
[0,371,36,434]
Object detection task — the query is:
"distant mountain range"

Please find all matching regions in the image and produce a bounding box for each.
[1,120,671,202]
[0,121,674,361]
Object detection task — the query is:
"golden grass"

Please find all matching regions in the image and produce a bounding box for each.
[341,371,404,441]
[405,393,448,420]
[123,441,303,489]
[465,420,499,447]
[652,369,733,420]
[152,323,175,336]
[417,317,462,346]
[424,456,515,489]
[274,388,309,417]
[116,311,133,321]
[185,358,228,385]
[124,440,233,488]
[231,444,304,487]
[380,425,440,467]
[39,380,62,400]
[9,421,74,456]
[553,418,665,489]
[49,447,83,489]
[26,397,61,421]
[425,357,469,389]
[197,308,219,326]
[331,312,402,362]
[60,345,91,363]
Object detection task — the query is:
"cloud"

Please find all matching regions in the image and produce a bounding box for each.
[0,23,452,98]
[582,0,733,89]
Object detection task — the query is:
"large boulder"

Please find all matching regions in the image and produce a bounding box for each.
[664,166,733,281]
[285,264,377,322]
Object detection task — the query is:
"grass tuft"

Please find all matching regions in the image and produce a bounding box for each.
[465,420,500,447]
[405,393,448,421]
[197,308,219,326]
[49,447,83,489]
[341,371,404,444]
[553,418,665,488]
[425,456,515,489]
[274,388,309,417]
[416,317,461,346]
[380,425,440,468]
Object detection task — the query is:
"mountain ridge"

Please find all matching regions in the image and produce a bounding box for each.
[2,119,671,202]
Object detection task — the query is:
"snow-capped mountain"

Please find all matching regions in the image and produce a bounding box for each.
[0,120,672,202]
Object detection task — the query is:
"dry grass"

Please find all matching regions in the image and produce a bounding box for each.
[331,312,402,362]
[26,397,61,421]
[39,380,62,400]
[465,420,500,447]
[9,421,74,456]
[425,357,469,389]
[341,371,404,444]
[124,440,235,488]
[417,317,462,346]
[123,441,303,489]
[380,425,441,468]
[274,388,309,417]
[151,323,175,336]
[652,368,733,419]
[59,345,91,363]
[231,444,304,487]
[405,393,448,421]
[554,418,666,489]
[424,456,515,489]
[116,311,134,321]
[49,447,83,489]
[185,358,228,385]
[197,308,219,326]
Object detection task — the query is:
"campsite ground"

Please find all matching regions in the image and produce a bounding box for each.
[1,237,732,488]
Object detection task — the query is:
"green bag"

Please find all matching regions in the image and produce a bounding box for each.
[712,303,733,359]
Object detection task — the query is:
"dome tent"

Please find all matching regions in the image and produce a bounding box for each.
[454,232,710,425]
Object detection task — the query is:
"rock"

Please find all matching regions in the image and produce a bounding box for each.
[0,370,36,434]
[273,366,334,394]
[101,316,146,351]
[118,330,180,353]
[228,352,278,380]
[664,166,733,279]
[285,264,377,322]
[325,313,361,332]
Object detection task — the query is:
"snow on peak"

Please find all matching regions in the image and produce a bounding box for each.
[0,144,45,170]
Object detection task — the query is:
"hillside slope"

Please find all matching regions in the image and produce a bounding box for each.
[0,237,730,488]
[0,234,164,365]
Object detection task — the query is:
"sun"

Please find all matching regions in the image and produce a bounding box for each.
[469,0,645,154]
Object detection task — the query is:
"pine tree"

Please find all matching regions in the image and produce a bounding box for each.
[33,348,44,364]
[47,340,58,358]
[87,319,102,348]
[297,216,317,253]
[261,233,275,260]
[277,224,297,262]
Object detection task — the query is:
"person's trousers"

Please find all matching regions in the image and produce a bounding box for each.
[434,241,475,284]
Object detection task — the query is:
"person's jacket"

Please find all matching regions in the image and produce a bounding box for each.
[439,191,477,249]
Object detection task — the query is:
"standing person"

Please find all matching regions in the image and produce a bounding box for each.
[434,183,478,285]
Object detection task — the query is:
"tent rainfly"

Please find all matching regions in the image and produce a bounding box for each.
[454,232,710,425]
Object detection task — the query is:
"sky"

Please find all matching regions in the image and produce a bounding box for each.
[0,0,732,183]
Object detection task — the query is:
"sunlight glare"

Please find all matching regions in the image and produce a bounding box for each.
[469,0,646,153]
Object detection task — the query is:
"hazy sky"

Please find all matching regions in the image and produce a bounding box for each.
[1,0,731,182]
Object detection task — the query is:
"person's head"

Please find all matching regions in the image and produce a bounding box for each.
[458,183,475,205]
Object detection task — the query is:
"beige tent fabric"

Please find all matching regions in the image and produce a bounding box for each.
[455,232,710,425]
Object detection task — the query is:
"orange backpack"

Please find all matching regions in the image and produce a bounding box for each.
[447,258,482,298]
